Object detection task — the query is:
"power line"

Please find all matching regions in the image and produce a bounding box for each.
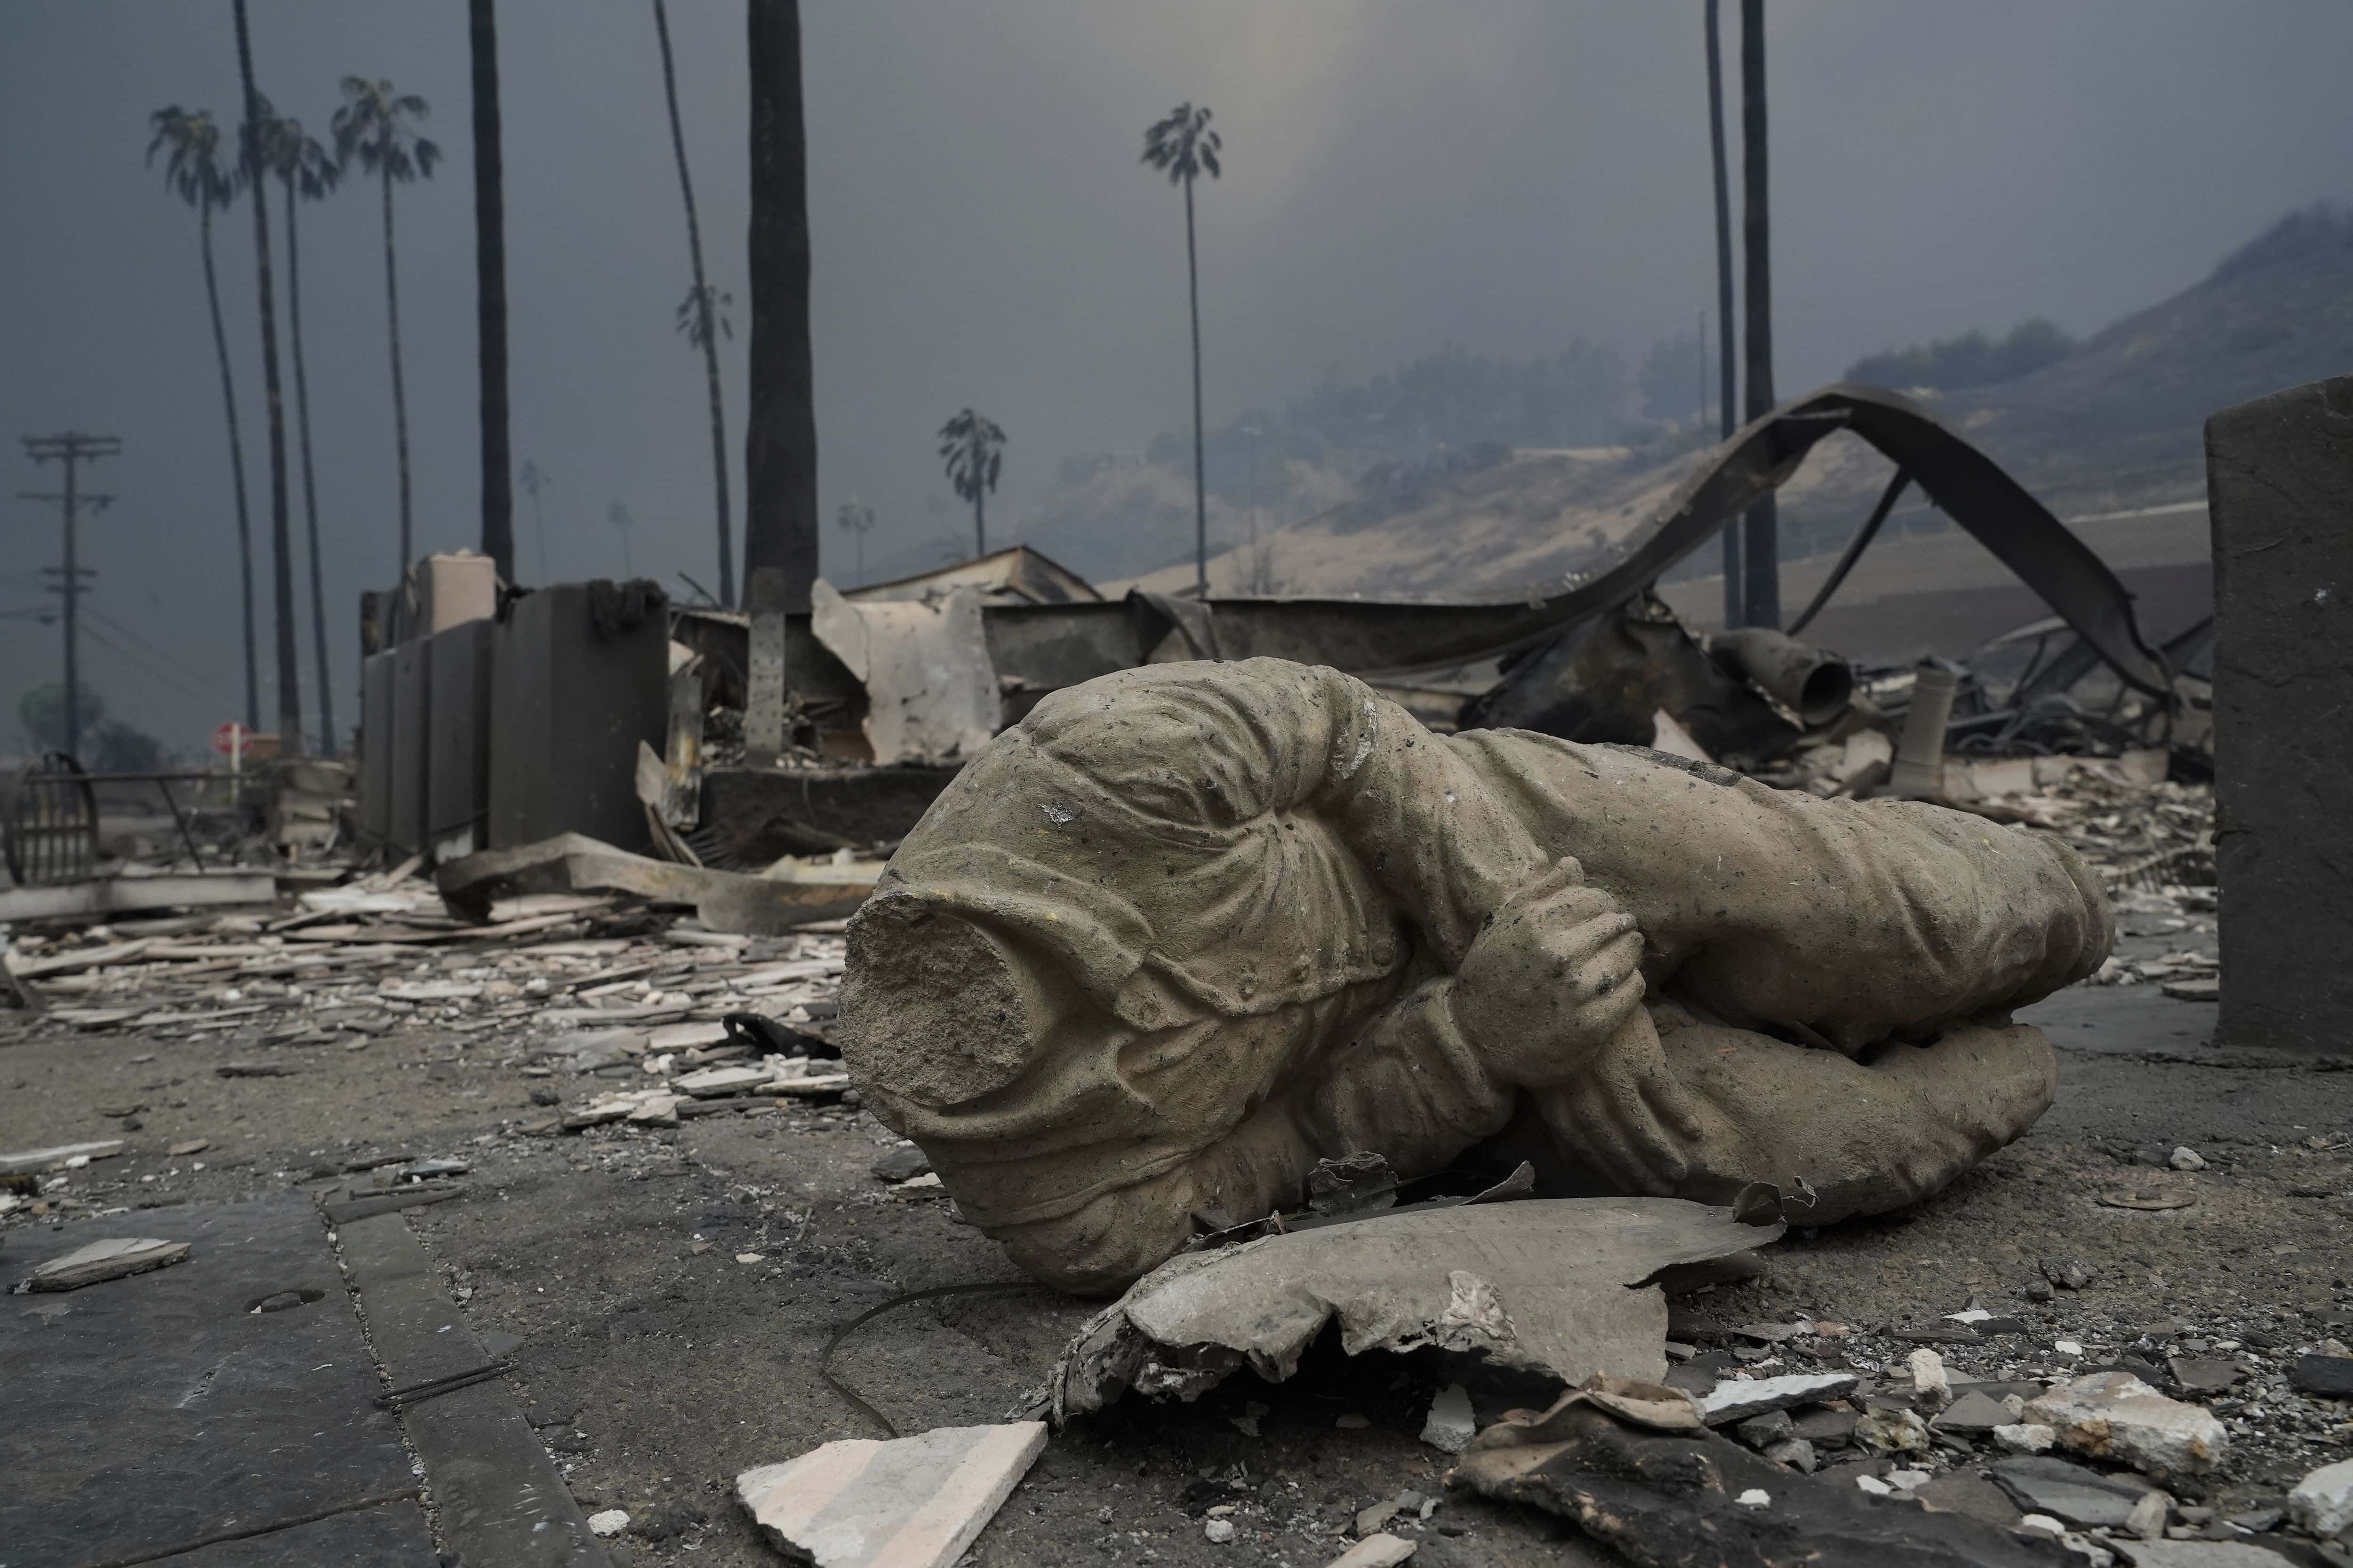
[82,605,244,712]
[79,618,243,714]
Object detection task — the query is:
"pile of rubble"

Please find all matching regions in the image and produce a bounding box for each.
[1644,1292,2353,1564]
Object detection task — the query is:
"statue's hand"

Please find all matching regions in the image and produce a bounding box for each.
[1453,856,1648,1088]
[1535,1004,1706,1192]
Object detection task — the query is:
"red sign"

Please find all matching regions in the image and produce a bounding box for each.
[211,722,279,762]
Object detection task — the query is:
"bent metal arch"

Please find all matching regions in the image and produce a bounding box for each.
[1123,383,2174,698]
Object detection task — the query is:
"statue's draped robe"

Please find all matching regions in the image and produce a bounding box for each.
[842,660,2109,1292]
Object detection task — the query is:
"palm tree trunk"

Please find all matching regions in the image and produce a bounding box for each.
[1705,0,1742,628]
[283,173,336,754]
[656,0,736,609]
[381,157,415,583]
[200,199,260,732]
[1185,170,1207,596]
[744,0,818,610]
[974,488,986,557]
[1738,0,1779,629]
[471,0,515,584]
[233,0,304,750]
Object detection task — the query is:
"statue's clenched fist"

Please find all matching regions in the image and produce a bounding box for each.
[1452,856,1647,1086]
[1453,856,1705,1192]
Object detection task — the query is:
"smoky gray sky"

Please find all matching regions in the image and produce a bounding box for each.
[5,1,2352,753]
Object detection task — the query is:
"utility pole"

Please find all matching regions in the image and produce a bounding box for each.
[19,432,121,761]
[1705,0,1743,628]
[1739,0,1781,629]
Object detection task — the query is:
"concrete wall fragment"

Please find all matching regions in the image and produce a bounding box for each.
[2207,375,2353,1052]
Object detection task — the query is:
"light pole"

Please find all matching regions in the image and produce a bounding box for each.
[609,501,635,577]
[518,459,550,583]
[835,498,875,585]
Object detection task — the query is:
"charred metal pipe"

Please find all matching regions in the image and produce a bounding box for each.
[1709,628,1855,727]
[1890,662,1959,799]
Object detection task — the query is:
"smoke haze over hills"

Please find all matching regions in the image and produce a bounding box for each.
[6,2,2353,750]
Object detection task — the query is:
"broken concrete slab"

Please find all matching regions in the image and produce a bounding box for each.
[733,1420,1046,1568]
[1052,1199,1782,1419]
[2169,1357,2246,1394]
[1987,1456,2159,1529]
[1699,1371,1860,1425]
[810,579,1001,765]
[1933,1390,2016,1432]
[2023,1372,2229,1477]
[437,832,877,934]
[0,1138,125,1175]
[24,1236,192,1292]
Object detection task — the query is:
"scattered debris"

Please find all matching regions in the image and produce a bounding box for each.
[1052,1199,1782,1419]
[733,1421,1046,1568]
[1453,1376,2070,1567]
[22,1237,191,1292]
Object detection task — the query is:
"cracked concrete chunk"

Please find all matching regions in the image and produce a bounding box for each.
[734,1421,1045,1568]
[1325,1534,1417,1567]
[1419,1383,1476,1454]
[1700,1371,1859,1425]
[1052,1198,1781,1419]
[2287,1455,2353,1539]
[2023,1372,2228,1477]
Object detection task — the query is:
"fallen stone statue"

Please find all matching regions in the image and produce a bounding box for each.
[840,658,2110,1294]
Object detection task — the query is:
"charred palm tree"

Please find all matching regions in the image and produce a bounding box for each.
[470,0,514,584]
[231,0,302,750]
[332,77,440,581]
[936,409,1005,558]
[1141,103,1221,594]
[655,0,736,608]
[257,106,340,752]
[147,105,259,731]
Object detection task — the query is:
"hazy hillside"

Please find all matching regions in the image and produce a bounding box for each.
[1108,205,2353,602]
